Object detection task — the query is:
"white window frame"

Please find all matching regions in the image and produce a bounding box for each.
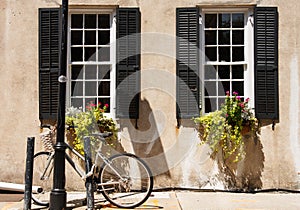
[200,7,254,112]
[67,8,116,119]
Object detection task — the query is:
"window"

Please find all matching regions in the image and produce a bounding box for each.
[68,11,116,115]
[176,7,278,120]
[202,10,253,113]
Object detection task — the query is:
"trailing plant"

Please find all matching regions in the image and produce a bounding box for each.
[194,91,259,162]
[66,102,118,155]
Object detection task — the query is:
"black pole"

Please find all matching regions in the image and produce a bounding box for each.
[24,137,35,210]
[49,0,68,209]
[84,137,95,209]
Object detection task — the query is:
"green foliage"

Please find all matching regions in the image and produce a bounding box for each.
[66,102,118,155]
[194,91,258,162]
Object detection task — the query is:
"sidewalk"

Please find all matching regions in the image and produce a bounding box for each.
[1,190,300,209]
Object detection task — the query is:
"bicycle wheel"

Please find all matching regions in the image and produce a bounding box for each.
[32,151,53,207]
[98,153,153,209]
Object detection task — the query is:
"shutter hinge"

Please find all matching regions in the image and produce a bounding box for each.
[58,75,67,83]
[199,15,203,25]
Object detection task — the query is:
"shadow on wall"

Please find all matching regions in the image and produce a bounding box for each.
[118,98,171,179]
[215,129,265,191]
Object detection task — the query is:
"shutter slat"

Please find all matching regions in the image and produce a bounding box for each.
[39,8,60,121]
[254,7,279,119]
[176,8,200,119]
[116,8,141,119]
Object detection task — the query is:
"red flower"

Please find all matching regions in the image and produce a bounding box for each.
[104,103,109,108]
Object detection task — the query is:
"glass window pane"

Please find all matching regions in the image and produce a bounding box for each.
[219,47,230,62]
[218,30,230,45]
[71,98,83,109]
[232,65,244,79]
[205,65,216,79]
[99,47,110,61]
[98,31,110,45]
[205,30,216,45]
[85,14,96,28]
[232,81,244,96]
[218,65,230,79]
[98,98,110,112]
[219,14,230,28]
[71,47,83,62]
[205,98,216,113]
[71,31,82,45]
[98,65,111,79]
[71,14,83,28]
[85,65,97,80]
[98,81,110,96]
[85,81,97,96]
[232,47,244,61]
[232,30,244,45]
[71,65,83,80]
[232,13,244,28]
[84,47,96,61]
[85,98,97,108]
[218,81,230,96]
[71,81,83,96]
[205,47,217,61]
[205,14,217,28]
[98,14,110,28]
[85,31,96,45]
[205,81,217,96]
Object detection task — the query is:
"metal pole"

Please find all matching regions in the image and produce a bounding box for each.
[24,137,35,210]
[49,0,68,209]
[84,137,95,210]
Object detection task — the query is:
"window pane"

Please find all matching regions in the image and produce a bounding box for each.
[71,14,83,28]
[85,14,96,28]
[205,98,216,113]
[98,14,110,28]
[98,65,111,79]
[98,98,110,112]
[99,47,110,61]
[85,65,97,80]
[71,98,83,108]
[205,30,216,45]
[71,31,82,45]
[71,47,83,61]
[205,14,217,28]
[232,13,244,28]
[85,98,97,108]
[205,65,216,79]
[232,81,244,96]
[219,47,230,62]
[99,81,110,96]
[232,65,244,79]
[71,81,83,96]
[85,31,96,45]
[232,47,244,61]
[218,65,230,79]
[205,81,217,96]
[218,98,226,109]
[218,30,230,45]
[84,47,96,61]
[85,81,97,96]
[98,31,110,45]
[218,81,230,96]
[205,47,217,61]
[219,14,230,28]
[232,30,244,45]
[71,65,83,80]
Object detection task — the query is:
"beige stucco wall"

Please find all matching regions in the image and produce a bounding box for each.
[1,0,300,191]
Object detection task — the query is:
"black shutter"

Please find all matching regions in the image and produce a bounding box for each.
[116,8,141,119]
[254,7,279,120]
[176,8,200,119]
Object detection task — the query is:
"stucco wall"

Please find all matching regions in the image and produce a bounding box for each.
[1,0,300,191]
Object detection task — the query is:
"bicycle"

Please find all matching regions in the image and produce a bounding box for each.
[32,125,153,208]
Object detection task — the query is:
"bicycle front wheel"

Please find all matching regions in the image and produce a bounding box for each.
[98,153,153,209]
[32,151,53,207]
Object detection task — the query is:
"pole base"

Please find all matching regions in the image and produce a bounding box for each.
[50,189,67,210]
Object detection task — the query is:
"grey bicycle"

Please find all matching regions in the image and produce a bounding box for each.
[32,126,153,209]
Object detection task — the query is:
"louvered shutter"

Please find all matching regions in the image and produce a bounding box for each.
[39,8,60,121]
[176,8,200,119]
[116,8,141,119]
[254,7,279,120]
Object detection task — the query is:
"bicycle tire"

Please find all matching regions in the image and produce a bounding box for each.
[31,151,53,207]
[98,153,153,209]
